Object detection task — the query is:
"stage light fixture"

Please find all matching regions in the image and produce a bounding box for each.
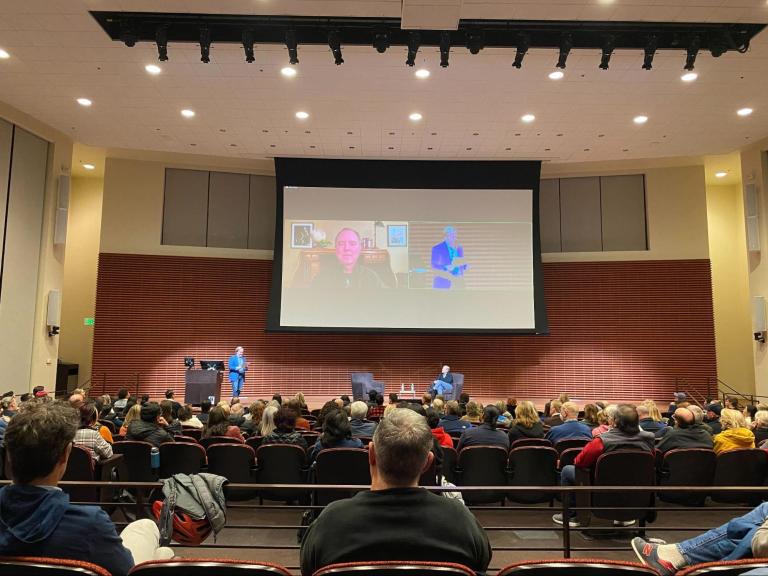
[684,35,700,71]
[599,35,615,70]
[512,33,530,69]
[406,32,421,67]
[466,30,484,55]
[286,30,299,65]
[642,34,658,70]
[242,30,255,63]
[556,34,572,69]
[155,27,168,61]
[373,30,390,54]
[440,31,450,68]
[199,27,211,63]
[119,20,137,47]
[328,31,344,65]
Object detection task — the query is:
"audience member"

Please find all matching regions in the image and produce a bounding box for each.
[388,392,399,404]
[308,410,363,463]
[493,400,512,427]
[545,402,592,443]
[339,394,350,407]
[705,403,723,435]
[315,400,340,431]
[259,405,278,437]
[542,400,563,427]
[667,392,687,415]
[164,389,181,419]
[508,400,545,442]
[0,401,172,575]
[300,408,490,576]
[140,394,150,406]
[638,402,668,437]
[294,392,309,414]
[656,407,714,453]
[461,401,483,425]
[592,405,618,437]
[349,401,377,437]
[261,407,308,449]
[228,401,246,428]
[752,410,768,445]
[367,394,386,419]
[457,405,510,451]
[68,393,84,410]
[74,403,113,462]
[197,399,212,424]
[113,388,130,415]
[421,393,432,407]
[688,405,713,435]
[505,397,517,419]
[713,408,755,454]
[744,404,758,425]
[119,403,141,436]
[204,405,245,442]
[554,404,654,528]
[19,393,31,403]
[242,400,266,435]
[725,395,742,411]
[159,400,182,436]
[582,403,600,429]
[633,502,768,575]
[287,399,311,430]
[425,407,453,448]
[272,393,283,406]
[439,400,472,433]
[126,403,174,447]
[1,395,18,419]
[177,404,203,429]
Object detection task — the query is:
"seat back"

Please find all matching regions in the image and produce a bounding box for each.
[441,446,458,484]
[61,445,96,503]
[676,559,768,576]
[554,438,590,455]
[659,449,716,506]
[497,559,660,575]
[206,444,256,484]
[314,448,371,506]
[558,447,582,470]
[510,438,552,450]
[112,441,155,482]
[181,427,202,441]
[129,558,292,575]
[199,435,243,450]
[246,436,263,451]
[255,444,307,501]
[456,445,508,505]
[159,442,206,478]
[0,556,111,576]
[712,448,768,505]
[313,561,475,576]
[418,455,438,487]
[507,446,558,503]
[592,450,656,521]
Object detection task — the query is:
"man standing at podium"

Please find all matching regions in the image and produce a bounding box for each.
[228,346,248,398]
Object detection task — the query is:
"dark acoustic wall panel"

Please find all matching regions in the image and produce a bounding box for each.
[539,179,561,253]
[162,169,208,247]
[248,175,276,250]
[560,176,602,252]
[92,253,716,403]
[207,171,249,248]
[601,174,647,251]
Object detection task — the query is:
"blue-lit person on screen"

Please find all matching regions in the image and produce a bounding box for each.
[227,346,248,398]
[431,226,469,289]
[312,228,385,289]
[429,365,454,399]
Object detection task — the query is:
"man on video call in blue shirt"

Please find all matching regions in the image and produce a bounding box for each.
[431,226,469,289]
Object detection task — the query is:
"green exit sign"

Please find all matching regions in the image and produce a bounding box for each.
[84,317,95,326]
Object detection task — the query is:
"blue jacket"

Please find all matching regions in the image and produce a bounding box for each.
[545,420,593,443]
[431,241,466,289]
[350,419,377,438]
[0,484,134,576]
[639,418,668,438]
[439,414,472,433]
[228,354,246,383]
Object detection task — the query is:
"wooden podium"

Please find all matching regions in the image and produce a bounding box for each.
[184,369,223,405]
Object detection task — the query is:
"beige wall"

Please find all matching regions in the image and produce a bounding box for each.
[0,100,72,392]
[59,177,103,389]
[706,183,755,392]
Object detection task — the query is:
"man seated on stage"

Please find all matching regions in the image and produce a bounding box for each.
[300,408,490,576]
[429,365,453,399]
[633,502,768,575]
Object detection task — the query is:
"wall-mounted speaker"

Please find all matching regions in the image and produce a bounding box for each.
[745,183,760,253]
[47,289,61,336]
[53,175,69,246]
[753,295,766,342]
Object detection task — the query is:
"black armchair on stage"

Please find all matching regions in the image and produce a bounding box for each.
[350,372,385,401]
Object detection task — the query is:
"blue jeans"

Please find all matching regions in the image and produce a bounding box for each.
[230,376,243,397]
[560,464,577,517]
[677,502,768,564]
[431,380,453,397]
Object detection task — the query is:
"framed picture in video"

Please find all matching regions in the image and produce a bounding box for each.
[387,224,408,247]
[291,222,314,248]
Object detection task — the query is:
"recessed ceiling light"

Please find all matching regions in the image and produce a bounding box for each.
[145,64,162,75]
[715,171,728,178]
[295,111,309,119]
[281,66,297,78]
[415,68,430,79]
[76,98,92,107]
[0,48,9,59]
[521,114,536,123]
[548,70,564,80]
[633,115,648,124]
[681,72,698,82]
[737,107,754,117]
[82,163,95,171]
[409,112,423,121]
[180,109,195,118]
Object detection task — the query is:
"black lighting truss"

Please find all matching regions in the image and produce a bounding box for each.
[90,12,765,68]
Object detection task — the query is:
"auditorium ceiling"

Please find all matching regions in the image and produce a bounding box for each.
[0,0,767,169]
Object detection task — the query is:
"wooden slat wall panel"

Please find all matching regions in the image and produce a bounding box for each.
[92,253,716,402]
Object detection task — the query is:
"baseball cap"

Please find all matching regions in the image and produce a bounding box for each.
[674,392,687,403]
[705,403,722,416]
[34,390,48,398]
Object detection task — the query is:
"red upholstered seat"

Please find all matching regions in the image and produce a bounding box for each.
[675,558,768,576]
[311,560,476,576]
[496,558,660,575]
[0,556,111,576]
[129,558,292,575]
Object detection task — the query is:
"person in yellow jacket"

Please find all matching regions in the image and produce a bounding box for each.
[713,408,755,455]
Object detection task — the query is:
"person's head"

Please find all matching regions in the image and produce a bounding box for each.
[445,400,460,416]
[432,398,444,413]
[514,400,539,428]
[272,394,282,405]
[6,401,78,485]
[72,388,85,398]
[726,396,740,410]
[706,403,722,420]
[350,400,369,420]
[317,400,340,430]
[389,392,398,404]
[720,408,747,431]
[249,400,266,425]
[235,346,244,357]
[604,404,620,427]
[367,390,378,403]
[745,405,758,421]
[482,405,500,429]
[549,400,562,416]
[642,400,663,422]
[335,228,362,271]
[375,393,384,406]
[165,389,174,400]
[558,392,570,404]
[422,393,432,406]
[141,394,150,405]
[674,392,687,404]
[78,402,98,429]
[443,226,457,247]
[205,406,230,436]
[333,398,344,409]
[425,407,441,429]
[159,399,175,422]
[117,388,129,400]
[370,408,434,488]
[286,398,302,416]
[178,404,193,422]
[441,365,450,375]
[636,404,650,420]
[123,403,142,428]
[560,402,579,421]
[689,404,705,424]
[506,397,517,411]
[614,404,640,434]
[31,385,45,396]
[260,405,278,436]
[200,399,212,414]
[673,407,694,428]
[230,402,243,415]
[140,402,162,424]
[583,403,599,425]
[465,401,482,421]
[753,410,768,429]
[1,396,17,412]
[19,393,31,403]
[321,409,352,446]
[459,392,470,404]
[68,393,84,409]
[274,407,298,433]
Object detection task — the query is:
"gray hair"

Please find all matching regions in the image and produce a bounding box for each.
[350,401,368,420]
[372,408,433,486]
[604,404,619,425]
[688,405,704,424]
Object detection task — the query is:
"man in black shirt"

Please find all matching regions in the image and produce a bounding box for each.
[300,408,490,575]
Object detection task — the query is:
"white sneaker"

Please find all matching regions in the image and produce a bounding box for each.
[552,513,582,528]
[613,519,637,527]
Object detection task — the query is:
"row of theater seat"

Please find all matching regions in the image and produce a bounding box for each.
[4,556,768,576]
